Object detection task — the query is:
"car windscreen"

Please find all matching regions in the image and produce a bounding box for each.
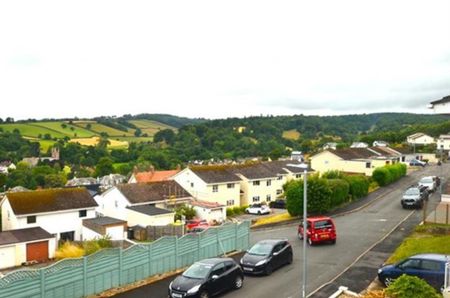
[420,177,433,183]
[182,262,212,279]
[247,242,273,256]
[405,188,420,195]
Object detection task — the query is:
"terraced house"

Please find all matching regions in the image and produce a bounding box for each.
[173,160,307,207]
[0,188,98,241]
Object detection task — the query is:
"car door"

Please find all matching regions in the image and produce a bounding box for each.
[419,260,443,289]
[397,258,423,279]
[208,262,226,295]
[223,261,237,289]
[271,243,284,269]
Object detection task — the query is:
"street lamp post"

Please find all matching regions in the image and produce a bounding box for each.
[288,163,308,298]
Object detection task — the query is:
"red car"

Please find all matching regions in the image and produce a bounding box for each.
[297,216,336,245]
[185,219,209,230]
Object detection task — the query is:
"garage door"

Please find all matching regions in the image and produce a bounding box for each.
[26,241,48,262]
[0,246,16,269]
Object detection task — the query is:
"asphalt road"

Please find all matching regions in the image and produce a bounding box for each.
[114,164,448,298]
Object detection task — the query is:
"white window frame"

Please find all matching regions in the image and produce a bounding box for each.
[226,200,234,206]
[266,194,271,201]
[253,180,260,186]
[252,196,260,202]
[227,183,234,189]
[266,180,271,186]
[212,185,219,192]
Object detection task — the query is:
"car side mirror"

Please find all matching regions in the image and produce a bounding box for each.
[211,275,219,280]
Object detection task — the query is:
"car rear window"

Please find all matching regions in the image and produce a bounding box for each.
[314,220,333,229]
[405,188,419,195]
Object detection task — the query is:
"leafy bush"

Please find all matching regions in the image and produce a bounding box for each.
[226,208,235,217]
[344,175,369,200]
[55,242,84,260]
[322,170,345,179]
[83,240,101,255]
[372,163,407,187]
[385,274,440,298]
[233,206,243,215]
[285,175,332,216]
[328,179,350,206]
[174,205,196,221]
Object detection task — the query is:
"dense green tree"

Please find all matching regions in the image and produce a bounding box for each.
[94,157,114,177]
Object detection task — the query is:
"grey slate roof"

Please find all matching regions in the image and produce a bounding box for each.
[0,227,54,246]
[329,148,376,160]
[82,216,127,226]
[191,168,242,184]
[430,95,450,105]
[126,205,174,216]
[117,181,191,204]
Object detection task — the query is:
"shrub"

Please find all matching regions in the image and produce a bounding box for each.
[96,235,113,249]
[286,175,332,216]
[344,175,369,200]
[372,163,406,187]
[174,205,196,221]
[233,206,243,215]
[322,170,345,179]
[55,242,84,260]
[328,179,350,206]
[385,274,440,298]
[83,240,101,255]
[226,208,235,217]
[240,206,248,213]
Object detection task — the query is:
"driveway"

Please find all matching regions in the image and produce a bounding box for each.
[113,164,447,298]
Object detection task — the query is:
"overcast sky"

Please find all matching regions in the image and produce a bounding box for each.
[1,0,450,121]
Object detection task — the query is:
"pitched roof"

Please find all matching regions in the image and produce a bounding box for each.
[6,188,97,216]
[126,205,174,216]
[190,200,225,209]
[133,170,180,183]
[0,227,54,246]
[329,148,376,160]
[83,216,127,227]
[387,147,413,154]
[368,147,398,158]
[233,162,287,179]
[408,132,426,140]
[430,95,450,105]
[190,168,241,184]
[116,180,191,204]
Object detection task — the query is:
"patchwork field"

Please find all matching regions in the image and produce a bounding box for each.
[34,122,95,138]
[0,123,67,138]
[129,119,176,136]
[69,137,129,149]
[73,122,135,137]
[282,129,301,140]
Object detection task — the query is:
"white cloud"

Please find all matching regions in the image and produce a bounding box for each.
[0,0,449,120]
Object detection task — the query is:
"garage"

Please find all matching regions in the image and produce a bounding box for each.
[26,240,49,262]
[0,227,56,269]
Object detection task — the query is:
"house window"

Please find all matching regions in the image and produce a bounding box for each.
[79,210,87,218]
[27,216,36,224]
[401,156,405,162]
[266,180,271,186]
[212,185,219,192]
[226,200,234,206]
[7,210,10,220]
[296,174,301,178]
[227,183,234,189]
[266,194,271,202]
[252,196,260,202]
[277,176,283,180]
[276,189,282,195]
[365,162,371,168]
[191,182,194,188]
[253,180,260,186]
[115,200,118,208]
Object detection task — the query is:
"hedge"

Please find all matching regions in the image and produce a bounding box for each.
[328,179,350,206]
[344,175,369,200]
[372,163,407,186]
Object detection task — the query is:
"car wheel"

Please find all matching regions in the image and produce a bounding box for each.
[331,239,336,245]
[234,275,243,289]
[382,277,395,287]
[308,238,313,246]
[199,291,210,298]
[265,264,273,275]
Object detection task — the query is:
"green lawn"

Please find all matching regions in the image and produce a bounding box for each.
[34,121,95,138]
[38,140,57,153]
[114,136,153,143]
[0,123,66,138]
[386,223,450,264]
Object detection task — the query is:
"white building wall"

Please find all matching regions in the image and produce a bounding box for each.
[105,226,126,240]
[174,169,240,207]
[95,187,130,221]
[1,199,18,231]
[433,102,450,114]
[126,209,175,226]
[14,209,96,241]
[0,237,56,269]
[82,226,102,240]
[193,206,226,223]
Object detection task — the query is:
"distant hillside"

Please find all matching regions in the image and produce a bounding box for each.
[119,113,206,128]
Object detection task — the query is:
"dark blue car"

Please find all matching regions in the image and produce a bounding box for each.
[378,254,449,291]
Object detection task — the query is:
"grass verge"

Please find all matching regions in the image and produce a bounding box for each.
[386,223,450,264]
[252,212,297,227]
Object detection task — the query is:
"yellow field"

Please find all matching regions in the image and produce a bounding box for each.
[69,137,128,148]
[282,129,301,140]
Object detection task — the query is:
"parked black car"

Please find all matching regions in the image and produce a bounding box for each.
[401,185,429,209]
[378,253,448,291]
[168,258,243,298]
[240,239,293,275]
[269,199,286,209]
